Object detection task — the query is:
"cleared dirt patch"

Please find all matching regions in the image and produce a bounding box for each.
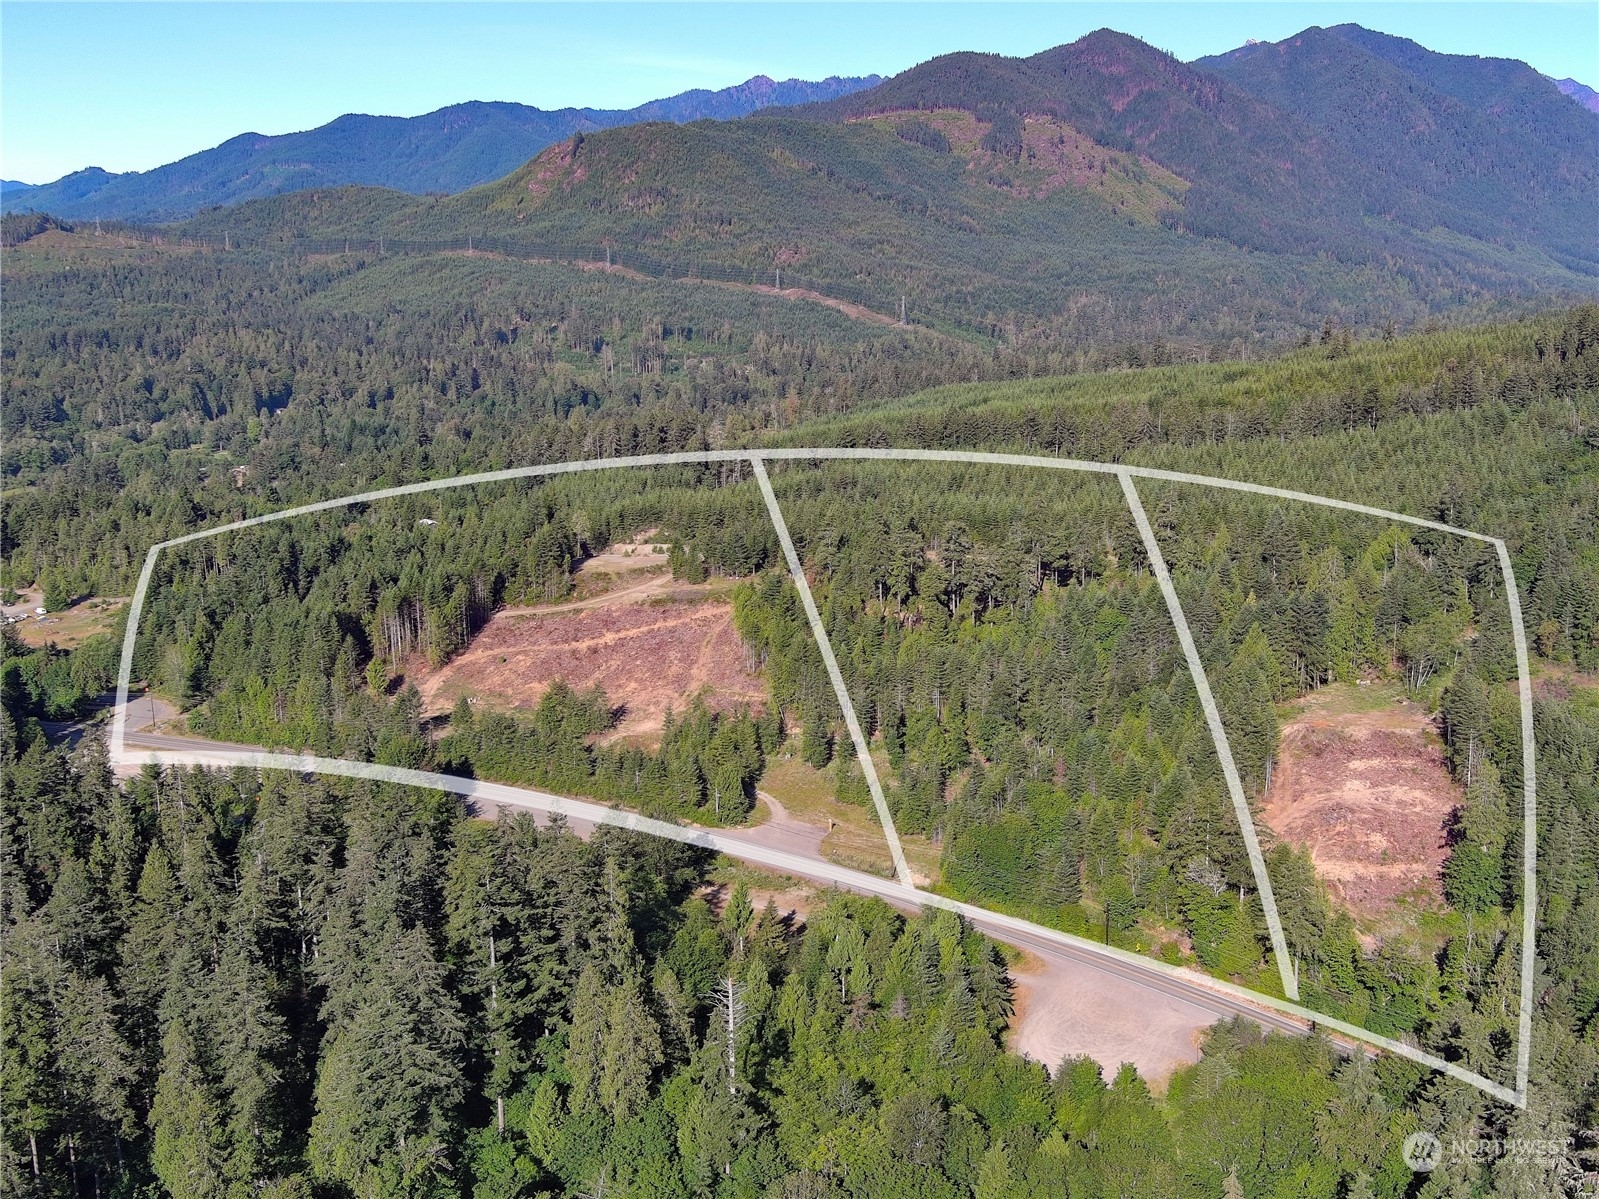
[1263,682,1459,923]
[1533,661,1599,704]
[851,109,1187,219]
[1006,953,1207,1090]
[757,746,943,885]
[415,543,763,747]
[699,877,815,927]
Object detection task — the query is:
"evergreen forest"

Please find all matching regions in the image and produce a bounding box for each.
[3,220,1597,1199]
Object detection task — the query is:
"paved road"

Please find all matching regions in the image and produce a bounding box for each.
[120,722,1338,1068]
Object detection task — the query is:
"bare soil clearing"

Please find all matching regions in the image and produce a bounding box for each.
[1006,952,1207,1089]
[757,747,942,884]
[1534,662,1599,703]
[691,857,1207,1088]
[1263,682,1459,923]
[415,541,762,746]
[851,109,1188,217]
[699,852,1210,1088]
[698,877,815,926]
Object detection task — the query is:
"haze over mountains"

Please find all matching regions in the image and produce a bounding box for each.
[1,74,880,222]
[1191,24,1595,266]
[1559,77,1599,113]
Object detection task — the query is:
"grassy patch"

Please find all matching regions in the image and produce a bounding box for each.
[15,597,127,650]
[704,857,822,906]
[1277,678,1410,720]
[758,742,943,883]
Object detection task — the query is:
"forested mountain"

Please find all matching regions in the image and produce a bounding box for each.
[1,75,880,222]
[1558,77,1599,114]
[790,25,1597,267]
[162,25,1597,339]
[1194,25,1597,266]
[773,30,1365,259]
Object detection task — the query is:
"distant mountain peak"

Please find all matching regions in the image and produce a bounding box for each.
[1554,77,1599,113]
[3,72,881,222]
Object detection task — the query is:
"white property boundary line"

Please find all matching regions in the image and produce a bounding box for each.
[752,458,916,886]
[108,447,1538,1107]
[1119,473,1299,1001]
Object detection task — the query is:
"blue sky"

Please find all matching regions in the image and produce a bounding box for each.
[3,2,1595,183]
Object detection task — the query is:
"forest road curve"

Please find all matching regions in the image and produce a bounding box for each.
[119,726,1341,1068]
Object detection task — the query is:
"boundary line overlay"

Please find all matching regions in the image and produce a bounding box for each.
[1119,471,1299,1000]
[752,458,916,887]
[107,446,1537,1107]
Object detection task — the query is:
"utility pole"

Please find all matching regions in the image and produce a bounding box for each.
[775,267,781,290]
[900,296,906,325]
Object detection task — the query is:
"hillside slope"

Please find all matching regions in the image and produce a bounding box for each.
[784,26,1597,270]
[1195,25,1598,266]
[178,113,1416,340]
[3,75,879,222]
[173,27,1596,340]
[1557,77,1599,114]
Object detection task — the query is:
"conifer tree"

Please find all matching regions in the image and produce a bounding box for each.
[597,972,663,1122]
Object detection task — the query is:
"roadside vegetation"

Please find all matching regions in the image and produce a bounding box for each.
[3,761,1443,1198]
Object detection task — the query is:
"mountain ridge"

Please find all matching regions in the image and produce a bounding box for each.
[3,74,880,222]
[1557,77,1599,113]
[32,24,1597,342]
[1192,25,1596,264]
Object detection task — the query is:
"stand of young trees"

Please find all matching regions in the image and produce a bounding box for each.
[124,466,782,827]
[120,305,1596,1055]
[4,235,1588,614]
[739,460,1515,1023]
